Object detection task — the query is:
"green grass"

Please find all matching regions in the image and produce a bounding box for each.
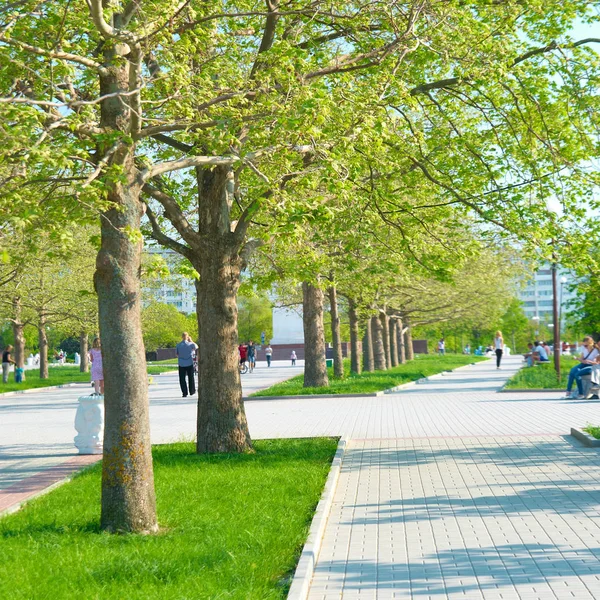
[0,438,337,600]
[583,426,600,439]
[503,359,579,389]
[252,354,488,397]
[147,358,179,365]
[0,365,178,393]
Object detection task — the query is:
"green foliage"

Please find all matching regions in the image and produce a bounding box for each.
[0,438,337,600]
[237,292,272,344]
[504,358,578,389]
[252,354,486,397]
[142,302,197,352]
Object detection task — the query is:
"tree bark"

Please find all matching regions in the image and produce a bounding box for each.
[397,317,406,364]
[328,285,344,378]
[38,315,48,379]
[12,297,25,370]
[80,331,89,373]
[95,34,157,533]
[372,315,387,370]
[404,320,414,360]
[348,298,361,374]
[194,164,253,454]
[362,319,374,372]
[380,311,391,369]
[390,318,399,367]
[303,281,329,388]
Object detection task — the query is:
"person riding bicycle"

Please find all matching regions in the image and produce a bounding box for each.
[247,341,256,372]
[238,343,248,367]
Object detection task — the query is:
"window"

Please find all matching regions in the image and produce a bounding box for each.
[539,300,553,307]
[537,280,552,286]
[524,301,536,307]
[538,269,552,275]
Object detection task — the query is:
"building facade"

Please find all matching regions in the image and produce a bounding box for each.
[518,265,577,331]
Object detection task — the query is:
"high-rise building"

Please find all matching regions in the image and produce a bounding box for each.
[518,265,577,331]
[144,247,196,314]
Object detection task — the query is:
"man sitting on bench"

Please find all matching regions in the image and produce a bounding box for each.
[524,341,550,367]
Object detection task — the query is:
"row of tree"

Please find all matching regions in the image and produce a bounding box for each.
[2,0,599,533]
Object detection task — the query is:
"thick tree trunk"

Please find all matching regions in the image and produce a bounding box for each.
[80,331,89,373]
[195,164,252,454]
[195,252,252,453]
[38,315,48,379]
[12,298,25,370]
[303,282,329,388]
[372,315,387,370]
[362,319,374,372]
[95,38,157,533]
[390,319,399,367]
[348,298,361,374]
[397,318,406,364]
[380,311,391,369]
[328,286,344,378]
[404,320,414,360]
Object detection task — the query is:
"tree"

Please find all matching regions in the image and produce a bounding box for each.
[142,302,197,352]
[500,299,530,353]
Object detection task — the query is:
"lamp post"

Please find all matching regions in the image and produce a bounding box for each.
[559,276,567,337]
[552,262,560,383]
[532,315,540,338]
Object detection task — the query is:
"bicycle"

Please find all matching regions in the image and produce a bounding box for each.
[239,362,248,375]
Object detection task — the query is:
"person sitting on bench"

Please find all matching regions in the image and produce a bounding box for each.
[564,336,599,399]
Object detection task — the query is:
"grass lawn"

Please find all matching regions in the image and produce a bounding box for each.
[251,354,488,397]
[0,365,178,394]
[0,438,337,600]
[503,359,579,389]
[583,426,600,439]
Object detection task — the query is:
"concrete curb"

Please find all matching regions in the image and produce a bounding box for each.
[287,437,348,600]
[498,388,564,393]
[571,428,600,448]
[0,382,84,398]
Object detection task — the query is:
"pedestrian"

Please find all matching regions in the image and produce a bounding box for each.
[437,338,445,356]
[2,345,15,383]
[290,350,297,366]
[494,331,504,369]
[564,336,598,399]
[176,332,196,397]
[187,334,198,374]
[88,337,104,395]
[265,344,273,367]
[247,341,256,372]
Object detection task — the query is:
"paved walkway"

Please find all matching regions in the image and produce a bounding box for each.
[3,355,600,599]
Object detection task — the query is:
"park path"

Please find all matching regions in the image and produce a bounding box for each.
[301,356,600,600]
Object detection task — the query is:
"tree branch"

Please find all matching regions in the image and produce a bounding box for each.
[143,203,194,261]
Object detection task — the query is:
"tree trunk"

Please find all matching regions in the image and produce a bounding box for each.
[362,319,374,372]
[380,311,391,369]
[38,315,48,379]
[372,315,387,370]
[194,164,253,454]
[328,285,344,378]
[397,317,406,364]
[348,298,361,375]
[404,320,414,360]
[95,36,157,533]
[303,281,329,388]
[390,319,399,367]
[80,331,89,373]
[12,297,25,370]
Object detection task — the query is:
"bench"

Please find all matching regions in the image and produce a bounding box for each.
[581,372,600,399]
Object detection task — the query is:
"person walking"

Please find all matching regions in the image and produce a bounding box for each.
[2,345,15,383]
[265,344,273,367]
[247,341,256,372]
[494,331,504,369]
[176,332,196,397]
[88,337,104,394]
[291,350,297,366]
[437,338,445,356]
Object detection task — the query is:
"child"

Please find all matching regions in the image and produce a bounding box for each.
[88,337,104,395]
[291,350,297,366]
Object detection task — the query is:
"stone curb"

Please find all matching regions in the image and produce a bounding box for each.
[0,382,84,398]
[571,427,600,448]
[498,388,564,393]
[287,437,347,600]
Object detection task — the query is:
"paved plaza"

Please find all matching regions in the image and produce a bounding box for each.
[2,356,600,598]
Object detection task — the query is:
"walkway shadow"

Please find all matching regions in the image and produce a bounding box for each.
[315,544,600,595]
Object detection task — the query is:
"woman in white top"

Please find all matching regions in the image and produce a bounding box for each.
[494,331,504,369]
[565,336,599,398]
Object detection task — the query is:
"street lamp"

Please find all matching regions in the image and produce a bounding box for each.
[559,276,567,336]
[532,315,540,337]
